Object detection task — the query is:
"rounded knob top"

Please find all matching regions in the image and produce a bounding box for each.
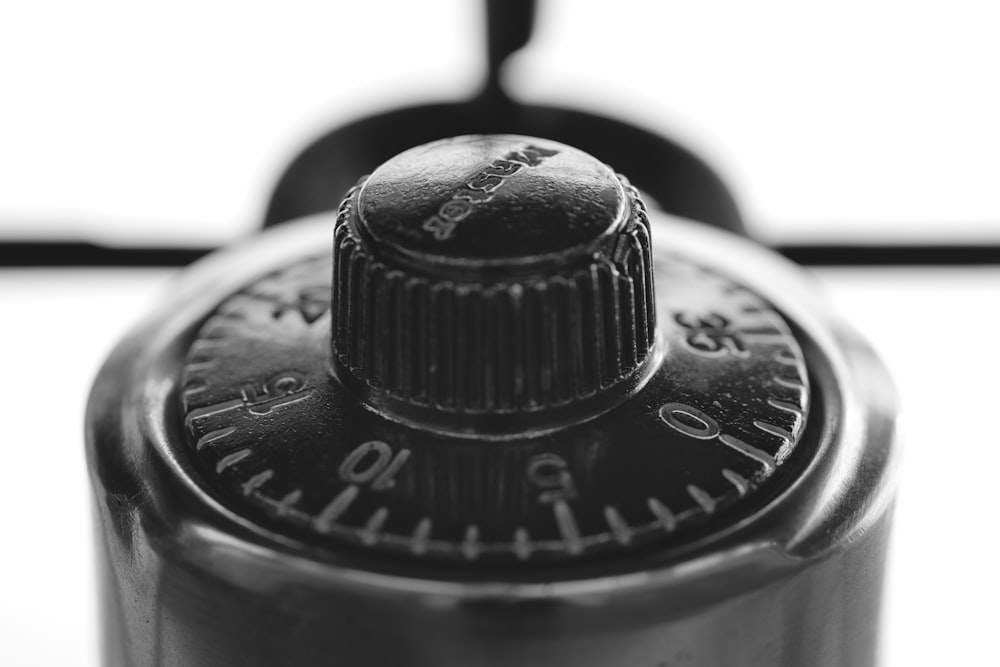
[331,135,656,433]
[356,135,627,276]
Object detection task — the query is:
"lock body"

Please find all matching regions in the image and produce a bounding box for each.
[87,139,898,667]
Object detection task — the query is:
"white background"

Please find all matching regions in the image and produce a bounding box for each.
[1,0,998,242]
[1,1,999,665]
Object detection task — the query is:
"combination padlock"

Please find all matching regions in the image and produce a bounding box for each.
[86,135,898,666]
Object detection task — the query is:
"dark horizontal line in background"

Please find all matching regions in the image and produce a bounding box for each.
[0,242,212,267]
[2,240,1000,268]
[777,243,1000,267]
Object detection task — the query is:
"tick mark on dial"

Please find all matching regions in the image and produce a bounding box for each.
[241,469,274,496]
[410,518,433,555]
[647,497,677,532]
[768,398,805,418]
[772,376,807,393]
[203,322,243,339]
[722,469,749,496]
[461,525,481,560]
[189,339,225,357]
[216,448,251,473]
[182,384,208,401]
[718,433,776,472]
[754,421,795,462]
[215,300,254,320]
[773,350,800,366]
[553,500,583,555]
[687,485,717,514]
[513,527,532,561]
[604,506,632,546]
[361,507,389,546]
[196,426,237,451]
[185,398,244,430]
[184,361,218,374]
[275,489,302,516]
[316,485,360,531]
[735,331,787,344]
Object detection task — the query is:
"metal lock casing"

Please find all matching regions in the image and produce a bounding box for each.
[87,136,899,666]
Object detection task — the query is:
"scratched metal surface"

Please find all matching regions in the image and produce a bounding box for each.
[0,266,997,665]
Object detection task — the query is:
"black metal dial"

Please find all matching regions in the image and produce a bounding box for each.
[178,136,810,568]
[89,132,897,667]
[180,252,809,565]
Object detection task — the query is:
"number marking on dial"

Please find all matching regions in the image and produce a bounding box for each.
[528,453,577,504]
[339,441,411,492]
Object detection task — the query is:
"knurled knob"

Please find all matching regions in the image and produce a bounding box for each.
[331,135,655,429]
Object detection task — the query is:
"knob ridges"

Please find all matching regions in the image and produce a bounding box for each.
[330,136,655,422]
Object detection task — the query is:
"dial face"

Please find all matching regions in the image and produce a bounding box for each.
[180,253,810,566]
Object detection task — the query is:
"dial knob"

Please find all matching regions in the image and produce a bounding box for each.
[331,136,655,431]
[174,136,814,565]
[87,134,899,667]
